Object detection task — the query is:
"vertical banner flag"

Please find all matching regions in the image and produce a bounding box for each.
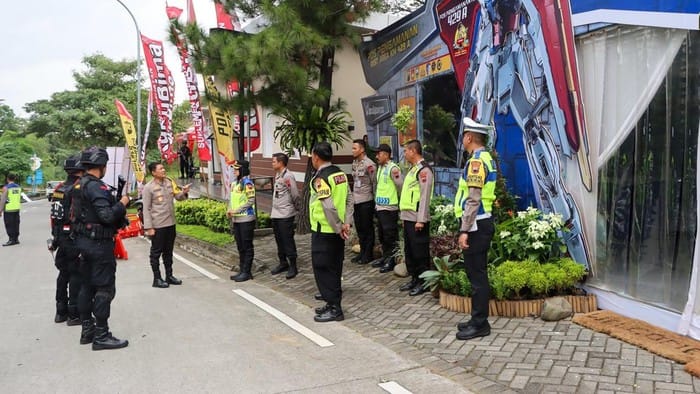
[204,76,236,193]
[114,99,146,183]
[214,0,241,30]
[140,34,178,164]
[226,81,261,152]
[140,89,154,171]
[167,6,212,162]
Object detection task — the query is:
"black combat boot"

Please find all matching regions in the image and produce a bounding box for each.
[285,258,298,280]
[54,311,68,323]
[379,257,396,273]
[230,272,252,282]
[80,319,96,345]
[66,305,81,326]
[165,265,182,285]
[314,304,344,322]
[152,278,169,288]
[92,326,129,351]
[270,260,289,275]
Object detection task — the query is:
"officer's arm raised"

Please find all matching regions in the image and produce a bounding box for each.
[88,182,126,225]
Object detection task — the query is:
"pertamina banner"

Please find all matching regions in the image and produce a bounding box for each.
[140,34,178,164]
[114,99,145,183]
[167,6,212,162]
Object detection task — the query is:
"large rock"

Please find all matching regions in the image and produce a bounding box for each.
[393,262,408,277]
[541,297,573,321]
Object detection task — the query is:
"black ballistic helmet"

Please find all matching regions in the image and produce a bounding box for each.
[80,147,109,167]
[63,154,85,171]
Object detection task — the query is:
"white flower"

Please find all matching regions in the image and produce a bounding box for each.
[499,231,511,238]
[437,224,447,234]
[532,241,545,250]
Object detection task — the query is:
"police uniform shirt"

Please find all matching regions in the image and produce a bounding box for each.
[399,160,433,223]
[230,177,256,223]
[375,161,403,212]
[271,169,299,219]
[0,183,21,214]
[142,177,188,230]
[352,156,376,204]
[313,162,354,234]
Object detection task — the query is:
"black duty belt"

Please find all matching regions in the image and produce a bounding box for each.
[74,222,115,240]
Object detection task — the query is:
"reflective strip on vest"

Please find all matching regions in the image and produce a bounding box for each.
[5,185,21,211]
[309,169,348,233]
[375,162,399,206]
[229,178,255,217]
[453,150,497,217]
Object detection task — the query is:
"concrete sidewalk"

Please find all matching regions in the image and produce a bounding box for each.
[183,179,700,393]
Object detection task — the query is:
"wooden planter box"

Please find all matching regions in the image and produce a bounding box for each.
[439,289,597,318]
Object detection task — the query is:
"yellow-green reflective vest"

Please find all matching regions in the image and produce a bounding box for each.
[453,150,496,217]
[229,177,256,217]
[375,161,400,206]
[5,184,21,212]
[309,165,348,233]
[399,162,432,212]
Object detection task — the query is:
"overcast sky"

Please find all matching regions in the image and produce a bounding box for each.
[1,0,217,117]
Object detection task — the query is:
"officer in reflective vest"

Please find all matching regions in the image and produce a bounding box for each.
[309,142,354,323]
[372,143,403,273]
[48,154,85,325]
[455,117,497,341]
[0,173,22,246]
[398,140,434,296]
[227,160,256,282]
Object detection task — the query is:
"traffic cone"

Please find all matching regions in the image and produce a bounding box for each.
[114,234,129,260]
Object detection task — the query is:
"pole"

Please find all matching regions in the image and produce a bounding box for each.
[116,0,142,165]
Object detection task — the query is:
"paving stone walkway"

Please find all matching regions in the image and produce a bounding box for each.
[183,230,700,394]
[185,181,700,392]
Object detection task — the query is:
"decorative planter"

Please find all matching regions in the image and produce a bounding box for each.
[439,289,597,318]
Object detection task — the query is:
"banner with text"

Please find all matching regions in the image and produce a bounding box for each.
[114,99,145,183]
[140,34,178,164]
[204,76,236,193]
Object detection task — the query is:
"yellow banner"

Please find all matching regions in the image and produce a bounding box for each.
[204,76,235,162]
[114,99,145,183]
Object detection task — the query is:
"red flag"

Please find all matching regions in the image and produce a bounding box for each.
[214,0,241,31]
[140,34,178,164]
[167,6,212,162]
[227,82,260,152]
[187,0,197,24]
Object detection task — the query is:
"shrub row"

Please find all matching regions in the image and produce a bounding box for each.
[175,198,271,233]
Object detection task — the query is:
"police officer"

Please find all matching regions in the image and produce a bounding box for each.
[309,142,353,322]
[73,147,129,350]
[455,117,497,340]
[227,160,256,282]
[143,162,190,288]
[49,155,85,325]
[350,139,377,265]
[372,144,403,273]
[0,173,21,246]
[398,140,434,296]
[269,153,300,279]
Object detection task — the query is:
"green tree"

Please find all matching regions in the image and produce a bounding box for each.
[182,0,386,232]
[0,135,33,182]
[0,104,22,135]
[386,0,424,14]
[24,54,143,149]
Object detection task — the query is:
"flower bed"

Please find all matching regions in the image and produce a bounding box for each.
[439,290,597,317]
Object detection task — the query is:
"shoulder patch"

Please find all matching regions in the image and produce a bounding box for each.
[333,174,347,185]
[419,170,428,183]
[466,159,486,188]
[315,178,331,199]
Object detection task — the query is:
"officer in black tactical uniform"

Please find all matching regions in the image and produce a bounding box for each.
[49,154,85,326]
[72,147,130,350]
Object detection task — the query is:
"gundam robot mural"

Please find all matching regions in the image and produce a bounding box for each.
[456,0,592,268]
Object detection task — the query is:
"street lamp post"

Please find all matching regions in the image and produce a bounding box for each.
[116,0,142,164]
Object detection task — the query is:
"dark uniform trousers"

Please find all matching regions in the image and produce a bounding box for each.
[403,220,431,280]
[149,225,177,277]
[353,201,375,262]
[376,210,399,259]
[55,234,82,317]
[4,211,20,240]
[77,236,116,327]
[233,221,255,272]
[462,217,495,328]
[272,217,297,263]
[311,232,345,306]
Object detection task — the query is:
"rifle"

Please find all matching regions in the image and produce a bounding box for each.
[115,175,130,229]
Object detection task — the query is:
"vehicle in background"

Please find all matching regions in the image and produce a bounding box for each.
[46,181,62,201]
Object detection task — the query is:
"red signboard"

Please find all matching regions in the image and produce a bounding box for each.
[436,0,481,90]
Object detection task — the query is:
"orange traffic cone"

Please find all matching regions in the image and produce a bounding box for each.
[114,234,129,260]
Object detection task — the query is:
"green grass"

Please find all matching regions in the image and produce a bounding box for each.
[177,224,234,247]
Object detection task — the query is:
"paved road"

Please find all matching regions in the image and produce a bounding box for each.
[0,200,471,393]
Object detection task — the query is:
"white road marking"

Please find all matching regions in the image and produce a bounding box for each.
[233,289,334,348]
[378,381,413,394]
[140,236,220,279]
[173,252,220,280]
